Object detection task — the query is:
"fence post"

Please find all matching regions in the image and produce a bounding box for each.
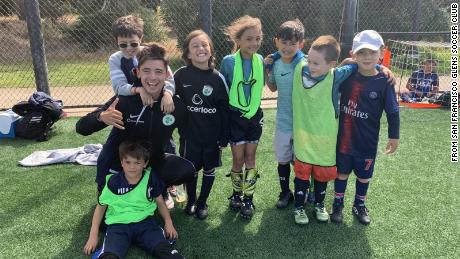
[199,0,212,37]
[339,0,357,61]
[24,0,50,95]
[412,0,422,41]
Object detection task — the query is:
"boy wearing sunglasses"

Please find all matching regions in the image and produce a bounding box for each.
[109,15,175,111]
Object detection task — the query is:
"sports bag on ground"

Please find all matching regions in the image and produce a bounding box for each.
[12,92,63,141]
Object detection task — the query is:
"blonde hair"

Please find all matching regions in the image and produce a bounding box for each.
[223,15,262,53]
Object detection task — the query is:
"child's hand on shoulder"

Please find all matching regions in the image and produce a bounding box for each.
[138,87,154,107]
[264,54,274,66]
[381,66,396,85]
[385,138,399,154]
[164,221,178,240]
[339,58,357,66]
[161,91,175,114]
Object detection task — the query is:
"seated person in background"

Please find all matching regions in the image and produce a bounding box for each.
[402,59,439,102]
[84,140,184,259]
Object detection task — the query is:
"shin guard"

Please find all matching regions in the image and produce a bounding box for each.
[242,168,259,197]
[228,170,243,193]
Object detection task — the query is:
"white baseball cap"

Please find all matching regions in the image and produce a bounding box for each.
[352,30,384,54]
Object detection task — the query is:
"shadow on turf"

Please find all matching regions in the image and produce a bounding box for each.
[254,207,372,258]
[174,206,372,259]
[53,208,94,259]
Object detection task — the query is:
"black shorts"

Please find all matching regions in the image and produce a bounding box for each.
[180,140,222,171]
[98,217,166,258]
[229,108,264,145]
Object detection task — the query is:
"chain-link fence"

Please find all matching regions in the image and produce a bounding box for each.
[0,0,451,109]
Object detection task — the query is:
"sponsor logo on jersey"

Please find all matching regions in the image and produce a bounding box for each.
[187,106,217,114]
[341,100,369,119]
[192,94,203,105]
[183,84,192,88]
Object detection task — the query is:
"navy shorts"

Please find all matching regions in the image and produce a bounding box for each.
[180,140,221,171]
[336,152,376,179]
[98,217,166,259]
[229,108,264,145]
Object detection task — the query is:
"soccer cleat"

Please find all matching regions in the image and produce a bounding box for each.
[352,205,371,225]
[240,196,255,220]
[196,204,208,220]
[228,192,242,212]
[276,191,294,209]
[294,207,309,224]
[314,202,329,222]
[330,203,344,223]
[184,202,196,216]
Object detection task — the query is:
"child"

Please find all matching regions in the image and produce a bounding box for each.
[290,35,396,224]
[83,140,184,259]
[331,30,400,225]
[220,15,265,220]
[109,14,175,112]
[265,19,305,209]
[174,30,230,219]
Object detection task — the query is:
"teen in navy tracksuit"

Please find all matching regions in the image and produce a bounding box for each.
[96,42,188,191]
[175,30,230,219]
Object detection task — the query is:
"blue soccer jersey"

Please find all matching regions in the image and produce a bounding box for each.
[409,69,439,94]
[337,72,399,157]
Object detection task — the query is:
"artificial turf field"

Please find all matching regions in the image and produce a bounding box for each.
[0,108,458,258]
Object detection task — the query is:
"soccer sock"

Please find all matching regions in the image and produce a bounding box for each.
[294,177,310,208]
[314,180,327,204]
[354,179,370,207]
[334,178,349,206]
[277,163,291,193]
[185,172,198,205]
[197,169,216,208]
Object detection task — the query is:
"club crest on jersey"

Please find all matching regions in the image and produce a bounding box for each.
[162,114,175,126]
[202,85,213,96]
[368,91,378,99]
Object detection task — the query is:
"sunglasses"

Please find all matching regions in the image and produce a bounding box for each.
[118,42,140,48]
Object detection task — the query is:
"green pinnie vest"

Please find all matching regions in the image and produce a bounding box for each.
[99,168,157,225]
[292,60,338,166]
[228,50,264,119]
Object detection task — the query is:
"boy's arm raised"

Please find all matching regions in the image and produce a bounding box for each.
[83,204,107,255]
